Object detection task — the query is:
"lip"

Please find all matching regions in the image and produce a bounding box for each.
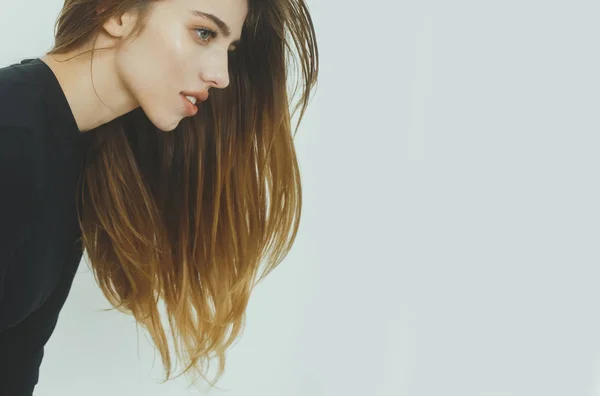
[181,90,209,103]
[181,93,198,116]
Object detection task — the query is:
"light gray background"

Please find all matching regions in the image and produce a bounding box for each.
[2,1,599,395]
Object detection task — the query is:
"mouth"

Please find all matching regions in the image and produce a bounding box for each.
[183,94,197,105]
[181,90,209,104]
[181,93,199,116]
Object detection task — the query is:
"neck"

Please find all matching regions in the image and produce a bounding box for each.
[40,48,139,133]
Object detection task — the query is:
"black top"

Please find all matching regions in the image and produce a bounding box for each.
[0,58,93,395]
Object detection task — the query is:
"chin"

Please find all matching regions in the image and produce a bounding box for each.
[143,109,181,132]
[157,123,179,132]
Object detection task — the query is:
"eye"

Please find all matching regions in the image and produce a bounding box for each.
[194,27,238,53]
[194,27,218,43]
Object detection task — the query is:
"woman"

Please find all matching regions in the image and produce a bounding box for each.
[0,0,318,393]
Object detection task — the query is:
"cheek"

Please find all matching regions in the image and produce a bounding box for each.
[149,23,190,76]
[117,50,176,105]
[114,30,192,127]
[118,26,188,91]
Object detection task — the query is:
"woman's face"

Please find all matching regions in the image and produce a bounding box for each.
[111,0,248,131]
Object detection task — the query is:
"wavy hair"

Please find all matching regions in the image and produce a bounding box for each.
[46,0,318,388]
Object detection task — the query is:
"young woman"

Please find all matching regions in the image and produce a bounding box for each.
[0,0,318,393]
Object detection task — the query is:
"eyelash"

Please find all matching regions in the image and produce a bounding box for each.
[194,27,237,53]
[194,27,218,42]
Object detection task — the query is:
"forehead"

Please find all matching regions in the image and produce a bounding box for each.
[174,0,249,29]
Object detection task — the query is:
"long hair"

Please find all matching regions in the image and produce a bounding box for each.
[47,0,318,388]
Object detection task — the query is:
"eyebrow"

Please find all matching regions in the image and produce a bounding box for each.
[190,10,242,45]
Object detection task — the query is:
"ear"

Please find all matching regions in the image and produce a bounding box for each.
[101,10,139,40]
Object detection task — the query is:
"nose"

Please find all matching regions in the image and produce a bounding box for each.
[199,51,230,89]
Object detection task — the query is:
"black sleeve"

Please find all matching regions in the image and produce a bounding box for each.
[0,126,35,317]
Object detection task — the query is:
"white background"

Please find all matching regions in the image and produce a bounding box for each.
[2,0,600,395]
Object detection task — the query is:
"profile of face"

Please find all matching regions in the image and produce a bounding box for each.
[103,0,248,131]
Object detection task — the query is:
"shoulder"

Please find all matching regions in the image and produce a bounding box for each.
[0,61,45,131]
[0,125,35,197]
[0,125,35,252]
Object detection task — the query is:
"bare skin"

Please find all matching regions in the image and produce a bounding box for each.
[41,0,247,133]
